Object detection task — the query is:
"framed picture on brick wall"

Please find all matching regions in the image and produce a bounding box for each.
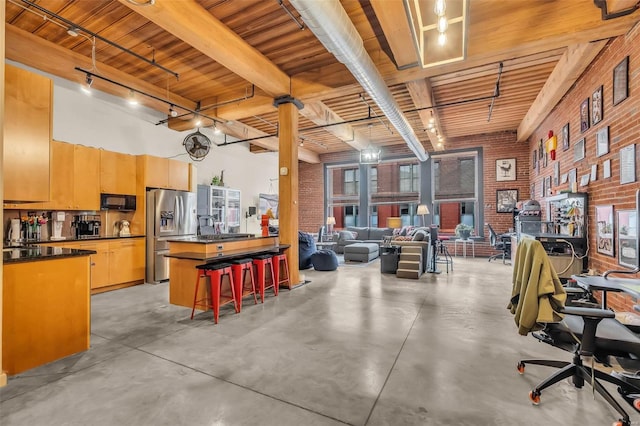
[496,189,518,213]
[592,85,603,125]
[562,123,570,151]
[496,158,516,181]
[613,56,629,106]
[596,126,609,157]
[574,138,585,162]
[618,209,638,268]
[596,205,614,257]
[580,98,590,132]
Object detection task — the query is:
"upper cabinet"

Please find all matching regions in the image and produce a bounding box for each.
[40,141,101,211]
[139,155,191,191]
[3,64,52,202]
[100,150,137,195]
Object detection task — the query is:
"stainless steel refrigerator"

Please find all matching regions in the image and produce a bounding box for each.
[146,189,197,283]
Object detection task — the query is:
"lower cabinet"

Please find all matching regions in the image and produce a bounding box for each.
[42,238,144,290]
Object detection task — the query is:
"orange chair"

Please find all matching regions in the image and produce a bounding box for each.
[191,262,238,324]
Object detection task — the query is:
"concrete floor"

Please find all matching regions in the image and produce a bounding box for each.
[0,256,632,425]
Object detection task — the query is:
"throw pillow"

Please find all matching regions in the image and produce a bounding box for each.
[338,230,357,242]
[413,230,428,241]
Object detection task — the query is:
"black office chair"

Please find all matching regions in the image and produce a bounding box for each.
[317,225,325,243]
[487,223,511,263]
[510,239,640,426]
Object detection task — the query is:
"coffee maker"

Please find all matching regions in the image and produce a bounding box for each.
[72,215,101,238]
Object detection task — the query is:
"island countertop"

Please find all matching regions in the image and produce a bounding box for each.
[166,234,267,244]
[3,246,96,264]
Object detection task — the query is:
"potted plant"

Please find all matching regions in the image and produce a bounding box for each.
[455,223,474,240]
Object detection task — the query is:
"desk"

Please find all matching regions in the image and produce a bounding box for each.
[454,238,475,258]
[572,275,640,309]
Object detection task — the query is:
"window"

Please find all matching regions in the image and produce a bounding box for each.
[370,166,378,193]
[399,164,419,192]
[432,152,478,234]
[344,168,359,195]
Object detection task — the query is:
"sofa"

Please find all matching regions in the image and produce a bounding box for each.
[334,226,394,253]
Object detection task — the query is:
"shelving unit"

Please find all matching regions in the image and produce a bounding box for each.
[197,184,241,233]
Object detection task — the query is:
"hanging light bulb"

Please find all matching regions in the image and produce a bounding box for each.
[437,16,448,33]
[299,138,304,147]
[438,32,447,46]
[194,115,202,127]
[434,0,446,16]
[81,74,93,95]
[127,89,138,106]
[169,105,178,117]
[213,123,222,135]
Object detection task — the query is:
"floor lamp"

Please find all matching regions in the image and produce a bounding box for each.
[417,204,430,227]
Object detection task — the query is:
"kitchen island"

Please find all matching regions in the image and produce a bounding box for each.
[3,246,94,375]
[165,235,282,308]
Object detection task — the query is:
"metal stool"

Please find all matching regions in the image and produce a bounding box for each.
[230,258,258,312]
[252,254,276,303]
[436,238,454,273]
[272,253,290,289]
[191,262,238,323]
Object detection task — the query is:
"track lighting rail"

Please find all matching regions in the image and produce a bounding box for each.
[18,0,179,79]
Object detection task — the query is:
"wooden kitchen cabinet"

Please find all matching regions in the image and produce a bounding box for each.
[142,155,169,189]
[168,159,190,190]
[100,150,137,195]
[140,155,191,191]
[3,64,52,203]
[74,145,101,210]
[108,239,145,285]
[38,142,100,211]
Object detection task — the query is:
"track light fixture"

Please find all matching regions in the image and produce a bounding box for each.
[127,89,139,106]
[66,26,80,37]
[213,123,222,135]
[81,74,93,95]
[194,115,202,127]
[169,105,178,117]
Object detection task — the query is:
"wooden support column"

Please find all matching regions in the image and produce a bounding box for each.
[1,0,7,388]
[278,102,301,288]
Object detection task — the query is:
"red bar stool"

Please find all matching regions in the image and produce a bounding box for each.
[252,254,276,303]
[230,258,258,312]
[191,262,238,324]
[272,253,290,289]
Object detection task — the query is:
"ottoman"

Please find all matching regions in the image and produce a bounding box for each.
[311,250,339,271]
[344,242,379,262]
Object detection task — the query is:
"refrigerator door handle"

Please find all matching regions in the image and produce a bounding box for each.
[175,195,181,232]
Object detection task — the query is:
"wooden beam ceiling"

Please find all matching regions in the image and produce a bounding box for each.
[369,0,417,69]
[116,0,291,98]
[517,40,608,142]
[299,101,368,151]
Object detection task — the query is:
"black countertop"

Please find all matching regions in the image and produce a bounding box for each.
[3,246,96,264]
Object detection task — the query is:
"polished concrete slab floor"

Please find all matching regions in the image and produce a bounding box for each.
[0,256,634,425]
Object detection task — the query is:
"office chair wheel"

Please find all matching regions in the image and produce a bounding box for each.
[528,390,541,405]
[517,362,525,374]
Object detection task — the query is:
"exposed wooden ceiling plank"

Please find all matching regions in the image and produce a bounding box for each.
[299,101,368,151]
[406,79,440,151]
[517,40,608,142]
[369,0,417,69]
[116,0,290,97]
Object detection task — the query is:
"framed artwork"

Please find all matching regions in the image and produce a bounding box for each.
[620,144,636,184]
[538,140,544,159]
[613,56,629,106]
[496,189,518,213]
[530,183,535,200]
[568,168,577,186]
[574,138,585,162]
[580,98,590,132]
[496,158,516,181]
[532,150,537,169]
[543,151,548,168]
[553,161,560,186]
[544,176,551,197]
[596,205,614,257]
[596,126,609,157]
[591,85,603,125]
[604,159,611,178]
[617,209,638,268]
[562,123,570,151]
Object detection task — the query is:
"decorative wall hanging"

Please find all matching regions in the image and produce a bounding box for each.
[580,98,590,132]
[553,161,560,186]
[591,164,598,182]
[562,123,570,151]
[538,139,544,159]
[496,158,516,181]
[530,183,535,200]
[496,189,518,213]
[604,159,611,179]
[596,126,609,157]
[596,205,614,257]
[544,176,552,197]
[543,151,548,168]
[574,138,585,162]
[617,209,638,268]
[613,56,629,106]
[532,150,537,170]
[620,144,636,184]
[591,85,603,125]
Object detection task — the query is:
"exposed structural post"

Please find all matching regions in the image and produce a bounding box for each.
[276,98,302,287]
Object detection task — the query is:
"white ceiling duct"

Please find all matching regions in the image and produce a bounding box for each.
[290,0,428,161]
